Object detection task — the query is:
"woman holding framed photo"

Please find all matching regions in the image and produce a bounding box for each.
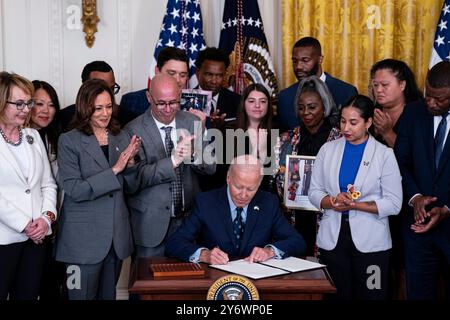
[277,76,341,255]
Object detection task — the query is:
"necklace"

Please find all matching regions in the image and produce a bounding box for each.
[95,128,109,146]
[0,127,22,146]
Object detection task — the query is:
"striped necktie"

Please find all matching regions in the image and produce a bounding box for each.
[162,126,183,215]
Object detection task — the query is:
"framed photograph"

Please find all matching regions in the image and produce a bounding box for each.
[180,89,212,116]
[284,155,318,211]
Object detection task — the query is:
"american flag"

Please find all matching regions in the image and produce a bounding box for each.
[149,0,206,88]
[429,0,450,68]
[219,0,278,98]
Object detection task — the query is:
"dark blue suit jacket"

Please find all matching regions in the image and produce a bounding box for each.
[394,100,450,228]
[119,89,149,127]
[277,72,357,131]
[216,87,241,120]
[60,104,76,132]
[198,87,240,129]
[165,187,306,261]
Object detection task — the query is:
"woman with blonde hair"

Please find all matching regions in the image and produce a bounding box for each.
[0,72,57,300]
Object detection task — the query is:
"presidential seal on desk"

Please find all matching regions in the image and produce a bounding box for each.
[207,274,259,300]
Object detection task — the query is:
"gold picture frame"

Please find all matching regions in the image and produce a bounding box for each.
[284,155,318,211]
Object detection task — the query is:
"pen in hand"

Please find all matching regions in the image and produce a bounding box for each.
[209,245,229,265]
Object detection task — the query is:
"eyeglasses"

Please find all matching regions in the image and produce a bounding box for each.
[7,100,36,110]
[149,93,180,109]
[111,83,120,95]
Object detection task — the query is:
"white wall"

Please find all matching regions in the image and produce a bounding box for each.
[0,1,4,70]
[0,0,281,107]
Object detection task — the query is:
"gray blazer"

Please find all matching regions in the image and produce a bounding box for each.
[124,110,216,248]
[309,136,402,252]
[55,129,137,264]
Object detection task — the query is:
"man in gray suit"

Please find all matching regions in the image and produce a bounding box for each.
[125,74,216,257]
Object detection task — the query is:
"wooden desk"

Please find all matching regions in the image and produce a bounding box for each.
[129,257,335,300]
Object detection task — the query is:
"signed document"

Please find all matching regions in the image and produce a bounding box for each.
[210,257,325,280]
[260,256,325,272]
[210,259,289,280]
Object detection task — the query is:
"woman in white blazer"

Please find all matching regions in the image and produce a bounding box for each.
[309,95,402,300]
[0,72,57,300]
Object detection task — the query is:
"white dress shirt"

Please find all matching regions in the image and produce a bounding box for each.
[433,112,450,147]
[409,112,450,205]
[319,72,327,82]
[151,112,178,151]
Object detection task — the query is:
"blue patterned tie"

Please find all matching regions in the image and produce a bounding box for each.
[162,126,183,216]
[435,112,448,169]
[233,207,244,250]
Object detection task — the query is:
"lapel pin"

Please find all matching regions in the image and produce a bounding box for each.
[253,206,260,211]
[115,146,120,152]
[26,135,34,144]
[347,184,361,200]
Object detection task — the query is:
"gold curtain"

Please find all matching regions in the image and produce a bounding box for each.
[281,0,442,94]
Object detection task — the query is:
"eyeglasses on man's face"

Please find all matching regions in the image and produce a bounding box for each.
[149,93,180,109]
[7,100,36,110]
[111,83,120,95]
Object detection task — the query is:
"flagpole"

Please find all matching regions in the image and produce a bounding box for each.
[235,0,245,94]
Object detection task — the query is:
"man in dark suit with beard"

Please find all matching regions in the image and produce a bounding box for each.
[277,37,357,131]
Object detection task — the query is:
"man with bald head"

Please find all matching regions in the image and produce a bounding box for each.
[125,74,215,258]
[165,155,306,264]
